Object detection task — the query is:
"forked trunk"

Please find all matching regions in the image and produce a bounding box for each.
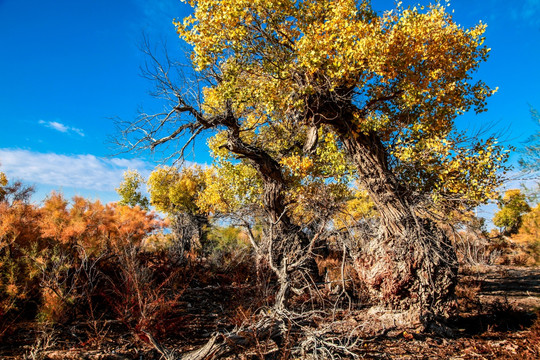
[262,177,318,310]
[225,131,318,310]
[338,129,458,329]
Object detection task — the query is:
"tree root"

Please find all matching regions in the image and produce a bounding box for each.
[144,305,455,360]
[144,312,286,360]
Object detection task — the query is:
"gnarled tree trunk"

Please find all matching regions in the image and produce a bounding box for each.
[261,175,314,310]
[170,212,209,256]
[335,127,458,330]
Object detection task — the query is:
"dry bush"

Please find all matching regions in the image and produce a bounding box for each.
[527,240,540,264]
[34,248,83,324]
[452,228,500,266]
[455,277,482,313]
[0,189,167,343]
[102,246,189,342]
[316,251,366,305]
[24,325,57,360]
[229,305,255,328]
[511,238,540,266]
[493,239,537,266]
[0,204,43,338]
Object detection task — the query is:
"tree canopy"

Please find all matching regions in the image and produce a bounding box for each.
[116,170,150,210]
[493,189,531,236]
[169,0,507,215]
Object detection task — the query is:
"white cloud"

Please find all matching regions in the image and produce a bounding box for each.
[72,128,85,137]
[39,120,85,137]
[46,121,68,132]
[110,157,148,169]
[0,149,153,192]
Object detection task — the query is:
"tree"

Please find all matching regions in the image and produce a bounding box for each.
[147,165,210,255]
[0,166,34,206]
[512,203,540,251]
[519,107,540,171]
[118,0,508,329]
[116,170,150,210]
[493,189,531,236]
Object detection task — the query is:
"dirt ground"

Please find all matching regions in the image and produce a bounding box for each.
[1,265,539,359]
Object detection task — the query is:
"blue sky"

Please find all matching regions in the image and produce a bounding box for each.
[0,0,539,214]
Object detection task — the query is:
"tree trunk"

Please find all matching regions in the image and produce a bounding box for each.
[225,130,319,310]
[337,129,458,328]
[260,172,320,310]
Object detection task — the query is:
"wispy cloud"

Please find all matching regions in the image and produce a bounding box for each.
[510,0,540,26]
[0,149,152,192]
[39,120,85,137]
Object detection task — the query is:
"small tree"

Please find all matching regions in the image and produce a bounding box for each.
[116,170,150,210]
[0,170,7,200]
[147,165,210,255]
[513,204,540,264]
[493,189,531,236]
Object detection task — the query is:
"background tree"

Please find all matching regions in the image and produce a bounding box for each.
[512,203,540,263]
[116,170,150,210]
[332,186,377,230]
[0,170,7,201]
[519,107,540,171]
[0,167,34,206]
[147,165,210,255]
[493,189,531,236]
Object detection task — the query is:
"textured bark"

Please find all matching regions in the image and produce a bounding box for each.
[331,120,458,328]
[170,212,209,255]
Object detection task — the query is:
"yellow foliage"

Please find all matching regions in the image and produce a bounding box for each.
[147,165,207,215]
[333,188,377,229]
[174,0,507,223]
[512,203,540,245]
[0,171,7,192]
[206,122,353,222]
[198,162,262,215]
[177,0,492,127]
